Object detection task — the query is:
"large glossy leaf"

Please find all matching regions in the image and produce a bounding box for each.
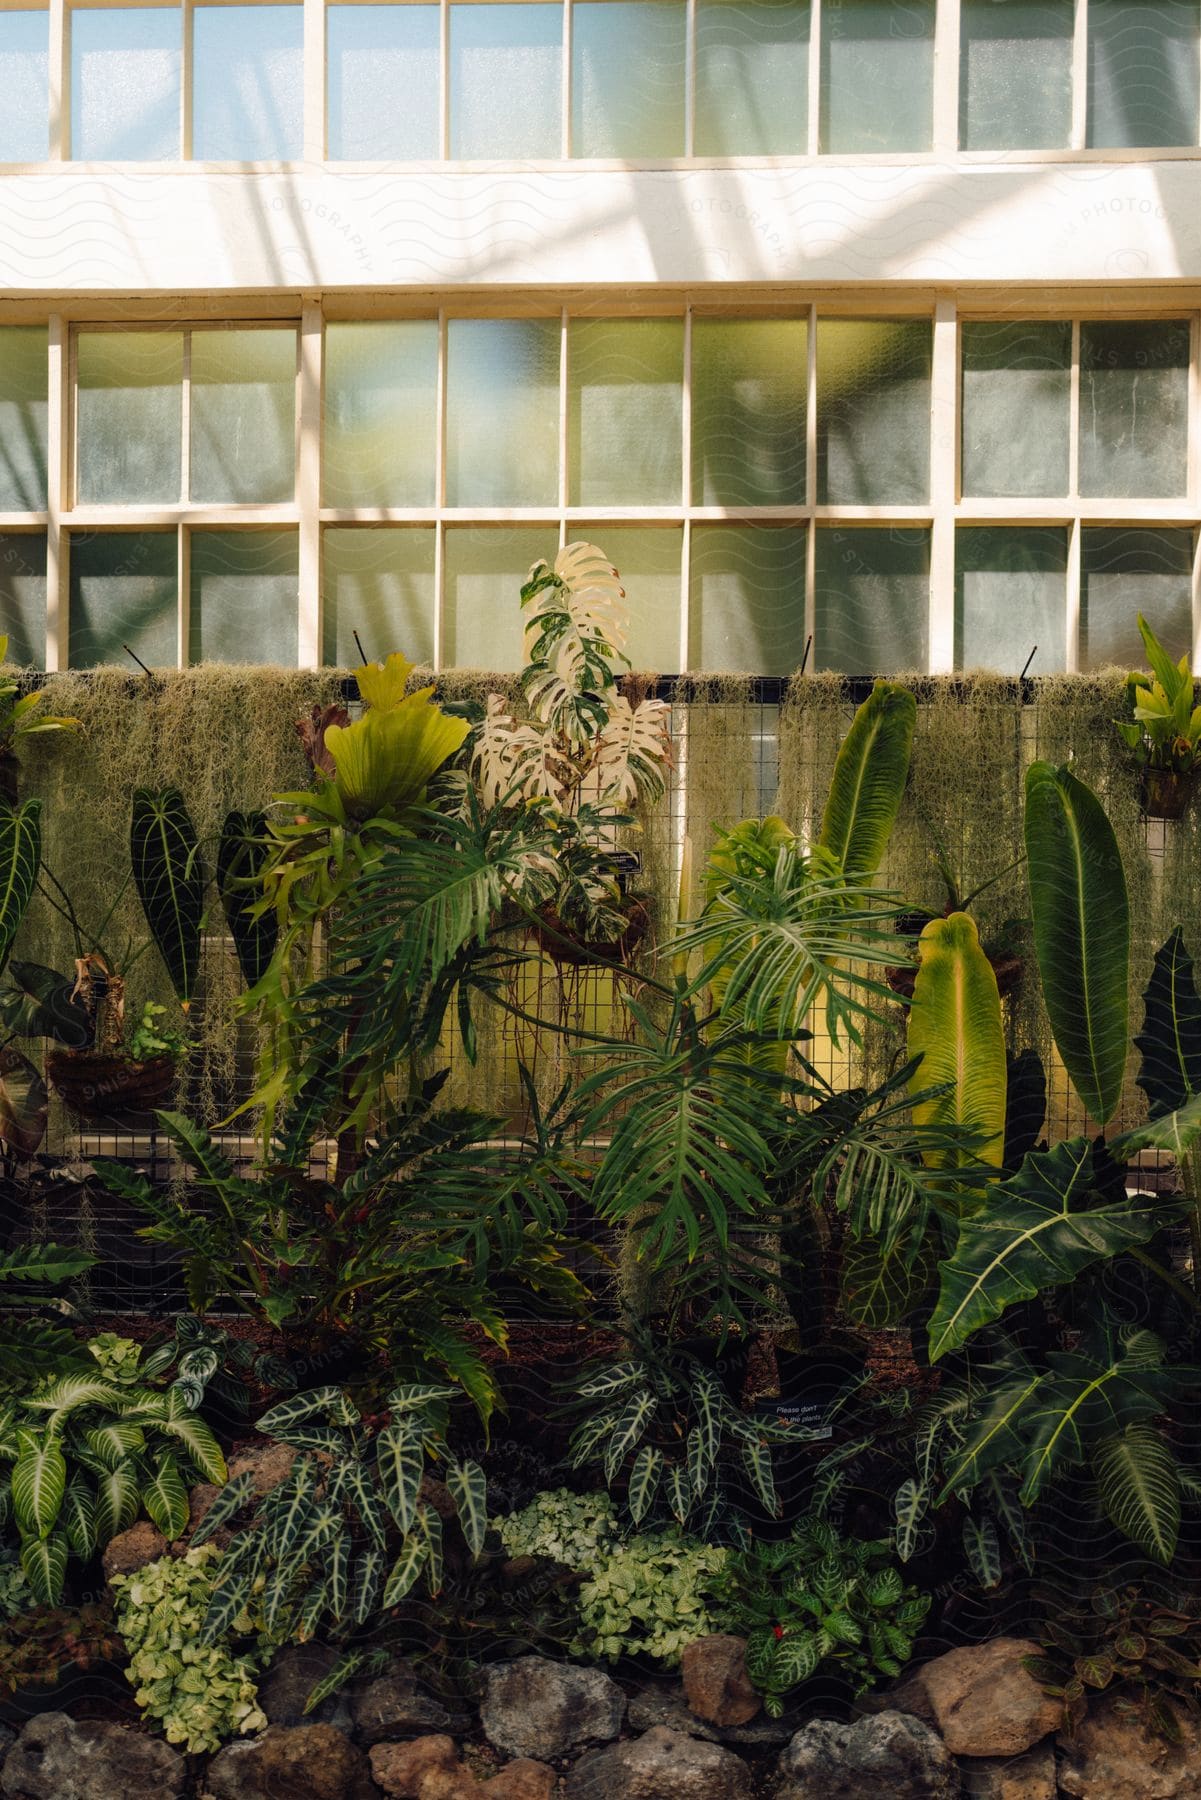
[1024,762,1129,1124]
[0,799,40,977]
[324,685,469,822]
[94,1459,140,1541]
[189,1469,254,1547]
[12,1433,65,1537]
[144,1454,188,1540]
[907,912,1007,1172]
[0,1048,47,1158]
[0,1243,94,1285]
[0,959,92,1046]
[928,1138,1174,1362]
[446,1459,487,1556]
[130,788,205,1008]
[217,810,277,989]
[20,1531,68,1606]
[1135,929,1201,1119]
[61,1480,96,1558]
[1095,1425,1181,1564]
[156,1389,226,1483]
[818,681,916,877]
[375,1421,424,1535]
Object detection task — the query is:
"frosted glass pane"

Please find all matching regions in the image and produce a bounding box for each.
[450,5,562,158]
[328,6,439,159]
[69,532,177,669]
[1088,0,1199,148]
[817,319,930,504]
[0,327,48,510]
[694,0,809,155]
[820,0,934,152]
[1081,528,1193,670]
[71,9,180,160]
[324,321,437,506]
[955,528,1067,673]
[323,528,435,667]
[961,321,1070,497]
[690,526,806,674]
[189,531,298,664]
[814,528,929,672]
[446,320,558,505]
[443,528,558,668]
[959,0,1072,150]
[581,526,681,672]
[1079,321,1189,498]
[0,13,49,161]
[0,535,46,666]
[76,331,182,504]
[193,6,303,160]
[691,319,806,506]
[572,3,686,157]
[190,328,296,503]
[569,320,683,505]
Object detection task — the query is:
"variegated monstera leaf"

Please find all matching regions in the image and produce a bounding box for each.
[595,695,672,809]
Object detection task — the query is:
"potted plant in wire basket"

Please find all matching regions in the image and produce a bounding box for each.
[1114,613,1201,820]
[467,542,672,965]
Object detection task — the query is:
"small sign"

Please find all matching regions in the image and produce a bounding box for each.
[754,1396,834,1440]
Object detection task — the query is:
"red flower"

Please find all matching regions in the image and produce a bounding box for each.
[772,1624,785,1640]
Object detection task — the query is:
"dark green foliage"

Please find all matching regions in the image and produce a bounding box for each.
[1028,1577,1201,1741]
[130,787,205,1007]
[0,1597,122,1693]
[217,810,277,988]
[0,1243,94,1384]
[0,799,40,977]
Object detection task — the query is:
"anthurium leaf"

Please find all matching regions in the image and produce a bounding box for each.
[1024,761,1130,1125]
[928,1138,1173,1361]
[1134,929,1201,1119]
[217,810,277,989]
[130,788,205,1008]
[818,681,916,878]
[908,912,1007,1172]
[1094,1425,1181,1565]
[0,799,40,978]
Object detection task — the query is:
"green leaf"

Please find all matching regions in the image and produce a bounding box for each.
[217,810,278,989]
[907,912,1007,1172]
[770,1631,820,1692]
[144,1454,188,1540]
[94,1460,140,1542]
[818,681,916,877]
[376,1421,424,1535]
[0,799,41,977]
[86,1422,146,1470]
[155,1390,227,1483]
[577,1361,647,1400]
[928,1138,1172,1361]
[61,1480,96,1558]
[352,1547,385,1625]
[294,1577,330,1644]
[130,788,205,1007]
[1024,761,1129,1125]
[741,1433,779,1517]
[627,1445,663,1526]
[602,1388,657,1484]
[962,1512,1002,1589]
[382,1534,426,1607]
[201,1569,253,1646]
[340,1458,388,1548]
[664,1463,692,1525]
[303,1650,366,1715]
[327,1530,350,1621]
[12,1434,66,1538]
[23,1373,126,1415]
[385,1383,461,1414]
[893,1477,928,1562]
[1135,929,1201,1118]
[416,1502,443,1594]
[1094,1426,1181,1564]
[20,1531,68,1606]
[0,1047,48,1158]
[258,1387,351,1435]
[190,1469,254,1546]
[446,1459,487,1556]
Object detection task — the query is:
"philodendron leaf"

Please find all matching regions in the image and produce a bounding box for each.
[1024,761,1129,1125]
[1135,929,1201,1119]
[928,1138,1175,1362]
[908,913,1007,1172]
[0,799,41,978]
[130,787,205,1008]
[217,810,277,989]
[818,681,916,877]
[1094,1425,1181,1565]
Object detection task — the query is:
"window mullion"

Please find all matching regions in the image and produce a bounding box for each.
[48,0,66,160]
[1071,0,1088,149]
[178,524,190,669]
[684,0,697,157]
[303,0,325,162]
[181,0,194,158]
[45,316,68,670]
[680,307,692,670]
[932,0,960,156]
[440,0,450,159]
[298,301,322,667]
[180,330,192,504]
[808,0,821,154]
[804,303,817,657]
[562,0,572,157]
[928,298,957,672]
[433,309,448,669]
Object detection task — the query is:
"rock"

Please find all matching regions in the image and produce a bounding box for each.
[565,1726,753,1799]
[916,1639,1062,1758]
[418,1775,483,1800]
[627,1685,720,1741]
[1057,1695,1201,1799]
[0,1713,186,1799]
[959,1743,1057,1799]
[258,1641,353,1731]
[180,1481,228,1549]
[370,1736,461,1797]
[0,1723,13,1761]
[485,1762,559,1800]
[775,1711,960,1800]
[228,1440,297,1496]
[351,1662,464,1742]
[681,1636,760,1728]
[480,1656,624,1760]
[100,1519,168,1580]
[205,1723,376,1800]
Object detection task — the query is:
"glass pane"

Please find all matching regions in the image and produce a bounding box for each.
[1081,528,1194,669]
[572,2,686,157]
[691,318,806,506]
[76,331,182,504]
[1079,321,1189,498]
[189,530,298,664]
[69,532,177,668]
[817,319,931,504]
[1088,0,1200,148]
[0,534,46,666]
[959,0,1072,150]
[580,526,681,672]
[446,320,559,505]
[71,9,180,160]
[0,13,49,161]
[328,5,439,159]
[443,527,558,668]
[820,0,935,152]
[694,0,809,155]
[190,328,296,503]
[193,5,303,160]
[323,528,435,667]
[450,4,562,158]
[690,525,806,674]
[324,321,437,506]
[961,321,1070,497]
[955,527,1067,673]
[814,528,929,672]
[0,328,48,510]
[569,320,683,505]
